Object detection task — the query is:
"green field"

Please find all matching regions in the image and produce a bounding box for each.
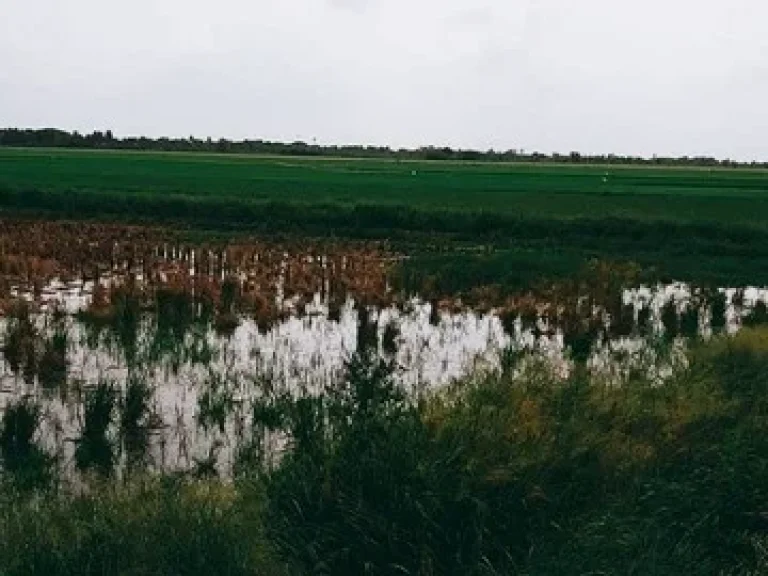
[3,147,768,288]
[3,147,768,221]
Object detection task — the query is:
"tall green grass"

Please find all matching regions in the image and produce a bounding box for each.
[3,330,768,574]
[0,477,284,576]
[246,330,768,574]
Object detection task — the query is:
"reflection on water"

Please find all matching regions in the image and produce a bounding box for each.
[2,275,768,479]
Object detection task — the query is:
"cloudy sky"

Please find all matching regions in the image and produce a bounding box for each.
[2,0,768,159]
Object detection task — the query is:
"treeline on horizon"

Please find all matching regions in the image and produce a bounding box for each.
[0,127,760,167]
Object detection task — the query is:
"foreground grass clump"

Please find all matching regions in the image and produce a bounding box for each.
[251,331,768,575]
[0,477,285,576]
[2,330,768,574]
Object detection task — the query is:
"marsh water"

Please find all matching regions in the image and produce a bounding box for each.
[2,245,767,478]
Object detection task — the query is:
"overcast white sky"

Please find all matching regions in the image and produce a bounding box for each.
[2,0,768,159]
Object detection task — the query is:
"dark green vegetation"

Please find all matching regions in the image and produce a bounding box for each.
[0,477,279,575]
[3,330,768,574]
[3,147,768,289]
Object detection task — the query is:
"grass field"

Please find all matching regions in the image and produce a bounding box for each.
[3,146,768,288]
[3,147,768,223]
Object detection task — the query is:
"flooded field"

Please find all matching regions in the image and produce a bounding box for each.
[2,222,768,478]
[2,156,768,573]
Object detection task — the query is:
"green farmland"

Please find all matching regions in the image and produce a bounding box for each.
[2,146,768,288]
[3,147,768,222]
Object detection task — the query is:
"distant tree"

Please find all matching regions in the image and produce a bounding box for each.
[0,127,766,168]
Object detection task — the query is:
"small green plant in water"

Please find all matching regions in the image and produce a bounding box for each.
[0,398,55,489]
[381,320,399,357]
[661,299,680,339]
[709,290,727,331]
[197,372,237,434]
[38,329,69,390]
[3,303,39,384]
[745,301,768,327]
[76,380,118,476]
[680,304,700,338]
[120,375,156,471]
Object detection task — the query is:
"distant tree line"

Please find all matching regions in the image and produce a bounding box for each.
[0,128,761,168]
